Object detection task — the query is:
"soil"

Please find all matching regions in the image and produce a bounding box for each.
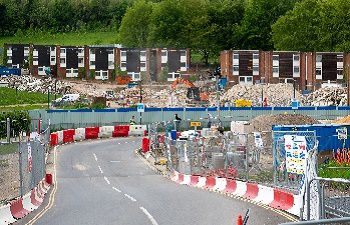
[0,153,20,204]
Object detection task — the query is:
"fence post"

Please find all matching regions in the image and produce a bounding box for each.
[6,118,10,143]
[18,142,24,197]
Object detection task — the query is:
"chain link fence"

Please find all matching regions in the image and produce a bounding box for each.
[0,125,50,205]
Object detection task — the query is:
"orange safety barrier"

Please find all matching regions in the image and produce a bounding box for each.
[113,125,130,137]
[269,189,294,210]
[225,179,237,193]
[142,138,150,153]
[244,183,259,199]
[190,175,199,186]
[204,176,216,189]
[85,127,99,139]
[50,133,58,146]
[63,129,75,143]
[10,199,29,219]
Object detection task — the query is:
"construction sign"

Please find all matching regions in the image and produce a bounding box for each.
[190,121,201,127]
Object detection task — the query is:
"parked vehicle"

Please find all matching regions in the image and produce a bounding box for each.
[52,94,80,106]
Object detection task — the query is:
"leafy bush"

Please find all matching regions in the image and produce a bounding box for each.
[0,111,31,138]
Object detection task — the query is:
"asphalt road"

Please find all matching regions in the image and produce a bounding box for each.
[21,137,292,225]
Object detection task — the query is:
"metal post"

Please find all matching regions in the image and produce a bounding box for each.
[47,87,50,109]
[18,143,23,197]
[6,118,10,143]
[293,79,296,99]
[54,79,57,100]
[139,80,142,125]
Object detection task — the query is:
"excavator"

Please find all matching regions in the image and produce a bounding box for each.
[171,77,209,105]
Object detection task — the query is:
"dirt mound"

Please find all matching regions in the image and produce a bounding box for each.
[250,114,320,132]
[334,115,350,124]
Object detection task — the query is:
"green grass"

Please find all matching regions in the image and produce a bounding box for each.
[0,143,17,155]
[0,104,48,111]
[0,30,119,47]
[0,87,60,107]
[319,160,350,179]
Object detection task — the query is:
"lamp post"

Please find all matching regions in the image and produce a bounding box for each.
[139,79,143,125]
[47,87,51,109]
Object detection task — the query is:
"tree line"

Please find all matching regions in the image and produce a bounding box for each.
[1,0,350,62]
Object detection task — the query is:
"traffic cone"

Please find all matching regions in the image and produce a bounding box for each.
[237,215,243,225]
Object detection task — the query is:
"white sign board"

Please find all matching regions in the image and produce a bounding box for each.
[284,135,307,175]
[336,127,347,140]
[137,103,145,113]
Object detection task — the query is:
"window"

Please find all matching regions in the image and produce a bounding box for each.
[60,58,66,64]
[50,47,55,52]
[77,49,83,54]
[134,73,140,79]
[316,55,322,62]
[7,56,12,60]
[73,69,78,74]
[253,54,259,60]
[107,49,113,54]
[33,57,38,61]
[293,55,300,61]
[162,51,167,56]
[121,62,127,68]
[140,62,146,68]
[140,51,146,57]
[90,61,95,66]
[90,49,95,54]
[293,66,300,73]
[24,47,29,51]
[38,67,44,72]
[233,66,239,71]
[102,71,108,77]
[60,49,66,54]
[78,58,84,64]
[121,51,127,57]
[273,55,279,61]
[239,77,245,82]
[253,65,259,72]
[51,57,55,62]
[247,76,253,82]
[233,54,239,59]
[273,66,279,73]
[337,54,343,62]
[180,51,186,57]
[108,61,114,67]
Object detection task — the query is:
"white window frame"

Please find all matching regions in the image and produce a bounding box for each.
[239,76,253,85]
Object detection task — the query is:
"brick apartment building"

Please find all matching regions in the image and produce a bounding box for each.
[4,44,190,82]
[221,50,350,90]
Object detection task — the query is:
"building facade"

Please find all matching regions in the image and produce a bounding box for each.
[221,50,350,90]
[4,44,190,82]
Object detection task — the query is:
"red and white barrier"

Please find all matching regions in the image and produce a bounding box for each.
[50,125,144,146]
[73,128,85,141]
[1,177,51,224]
[171,171,301,217]
[99,126,114,138]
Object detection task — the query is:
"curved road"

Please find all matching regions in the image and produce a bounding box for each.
[21,137,292,225]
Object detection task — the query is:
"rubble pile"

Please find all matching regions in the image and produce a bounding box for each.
[219,83,303,107]
[302,87,347,106]
[0,75,71,94]
[116,87,188,107]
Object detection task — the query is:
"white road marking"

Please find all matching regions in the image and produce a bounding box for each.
[112,187,122,193]
[110,160,121,163]
[124,193,137,202]
[98,165,104,174]
[139,207,159,225]
[93,153,98,161]
[104,176,110,185]
[118,143,121,145]
[125,142,128,143]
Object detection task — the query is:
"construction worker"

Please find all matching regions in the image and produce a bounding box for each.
[174,113,182,131]
[129,116,136,125]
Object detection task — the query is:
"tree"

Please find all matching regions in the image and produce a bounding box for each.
[238,0,299,50]
[272,0,350,52]
[119,0,154,47]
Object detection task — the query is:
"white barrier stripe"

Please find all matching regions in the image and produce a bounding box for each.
[93,153,98,161]
[232,181,247,197]
[286,194,302,216]
[255,185,274,205]
[196,177,207,188]
[98,166,104,174]
[171,171,179,182]
[214,178,227,191]
[22,192,38,212]
[0,204,17,224]
[112,187,122,193]
[180,175,191,185]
